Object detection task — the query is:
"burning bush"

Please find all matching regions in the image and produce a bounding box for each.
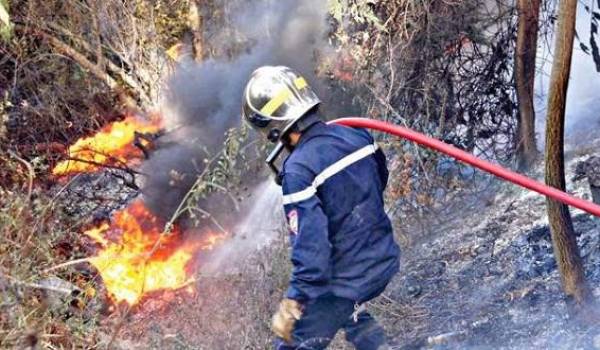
[52,115,162,177]
[85,200,226,306]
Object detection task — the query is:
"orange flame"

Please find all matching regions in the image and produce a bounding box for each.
[52,116,162,176]
[85,201,226,305]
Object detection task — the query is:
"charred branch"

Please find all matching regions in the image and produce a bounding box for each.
[133,130,165,159]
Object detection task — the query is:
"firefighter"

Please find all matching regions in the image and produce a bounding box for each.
[242,66,400,349]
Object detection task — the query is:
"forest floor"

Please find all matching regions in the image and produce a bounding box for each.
[104,136,600,350]
[387,143,600,350]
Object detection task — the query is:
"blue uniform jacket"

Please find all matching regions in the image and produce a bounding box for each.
[281,120,400,303]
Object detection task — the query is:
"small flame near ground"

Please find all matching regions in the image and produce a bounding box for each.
[52,115,162,176]
[85,200,226,305]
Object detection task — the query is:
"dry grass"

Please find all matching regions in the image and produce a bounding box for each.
[0,153,107,349]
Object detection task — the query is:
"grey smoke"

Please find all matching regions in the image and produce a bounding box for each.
[140,0,340,224]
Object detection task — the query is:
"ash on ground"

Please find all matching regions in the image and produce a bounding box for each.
[386,151,600,350]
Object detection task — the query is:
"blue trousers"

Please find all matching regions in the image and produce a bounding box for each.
[274,295,387,350]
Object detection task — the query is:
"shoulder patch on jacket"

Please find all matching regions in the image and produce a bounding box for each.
[287,209,299,235]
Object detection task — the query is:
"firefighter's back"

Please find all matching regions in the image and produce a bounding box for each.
[283,121,400,303]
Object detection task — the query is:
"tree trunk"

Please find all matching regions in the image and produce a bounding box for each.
[545,0,593,313]
[515,0,541,170]
[188,1,204,62]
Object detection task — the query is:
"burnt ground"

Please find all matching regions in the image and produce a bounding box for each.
[386,171,600,349]
[108,145,600,350]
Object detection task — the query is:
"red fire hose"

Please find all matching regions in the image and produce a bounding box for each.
[332,117,600,218]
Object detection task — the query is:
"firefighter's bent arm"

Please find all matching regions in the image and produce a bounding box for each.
[282,171,332,302]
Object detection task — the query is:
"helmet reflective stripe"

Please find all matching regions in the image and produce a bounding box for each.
[295,77,308,89]
[260,77,308,116]
[282,143,379,205]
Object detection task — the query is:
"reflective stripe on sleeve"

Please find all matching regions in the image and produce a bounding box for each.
[282,143,379,205]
